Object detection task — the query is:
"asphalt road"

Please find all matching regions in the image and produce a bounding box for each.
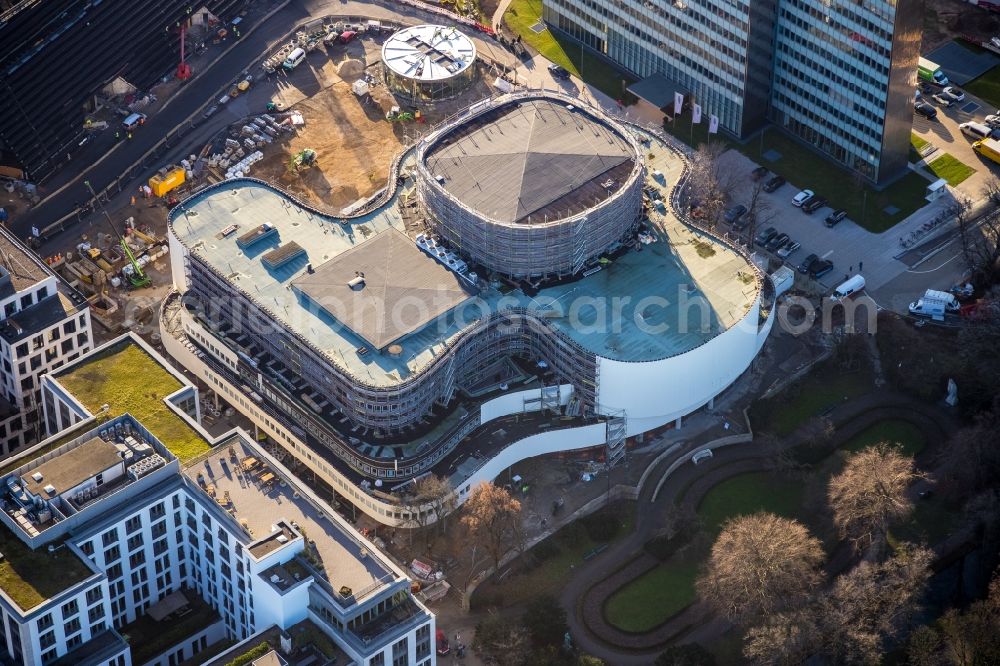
[11,0,310,241]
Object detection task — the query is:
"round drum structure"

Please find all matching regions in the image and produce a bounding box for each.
[381,24,477,102]
[416,94,645,280]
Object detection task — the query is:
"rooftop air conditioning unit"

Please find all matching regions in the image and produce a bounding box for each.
[43,484,56,495]
[31,473,43,482]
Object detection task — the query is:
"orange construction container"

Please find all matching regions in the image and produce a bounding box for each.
[148,166,186,197]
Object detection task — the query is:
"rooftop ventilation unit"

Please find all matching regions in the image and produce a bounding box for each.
[127,454,166,479]
[43,484,55,495]
[31,472,43,482]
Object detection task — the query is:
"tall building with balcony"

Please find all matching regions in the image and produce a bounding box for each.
[0,225,91,456]
[542,0,921,183]
[9,335,437,666]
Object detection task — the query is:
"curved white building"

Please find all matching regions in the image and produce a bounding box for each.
[161,91,775,526]
[381,24,477,101]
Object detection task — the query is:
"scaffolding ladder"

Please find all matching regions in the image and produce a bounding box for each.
[605,407,627,468]
[571,215,588,274]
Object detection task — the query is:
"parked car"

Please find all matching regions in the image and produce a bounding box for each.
[942,86,965,102]
[763,175,786,192]
[733,212,753,232]
[798,253,819,274]
[751,166,769,180]
[986,114,1000,128]
[754,226,778,246]
[776,240,801,258]
[914,101,937,120]
[723,204,747,224]
[931,93,953,107]
[825,209,848,227]
[803,196,827,214]
[792,189,814,207]
[809,259,834,279]
[766,232,790,252]
[548,64,571,79]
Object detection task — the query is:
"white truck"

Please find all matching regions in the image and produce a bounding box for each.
[909,289,960,320]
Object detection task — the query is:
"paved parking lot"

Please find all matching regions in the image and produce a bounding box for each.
[715,150,960,291]
[912,84,998,196]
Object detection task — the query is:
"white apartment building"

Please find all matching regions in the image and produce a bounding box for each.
[0,225,92,455]
[0,337,435,666]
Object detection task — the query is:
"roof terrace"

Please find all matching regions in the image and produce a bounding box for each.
[186,438,398,601]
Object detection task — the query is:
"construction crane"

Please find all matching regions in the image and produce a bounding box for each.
[176,24,192,80]
[83,181,152,288]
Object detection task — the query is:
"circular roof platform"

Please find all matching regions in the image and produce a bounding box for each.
[381,24,476,83]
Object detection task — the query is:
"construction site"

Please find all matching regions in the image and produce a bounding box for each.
[34,18,513,337]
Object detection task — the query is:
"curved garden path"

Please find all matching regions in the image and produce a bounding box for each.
[559,392,955,664]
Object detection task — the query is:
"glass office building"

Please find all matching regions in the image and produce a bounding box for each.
[543,0,920,184]
[543,0,777,137]
[770,0,920,182]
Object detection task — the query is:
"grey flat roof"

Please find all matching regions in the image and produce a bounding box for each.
[22,437,123,497]
[292,228,473,350]
[423,98,636,224]
[627,74,688,110]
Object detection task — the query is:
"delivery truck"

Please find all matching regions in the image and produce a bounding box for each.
[918,57,949,85]
[909,289,960,320]
[973,137,1000,165]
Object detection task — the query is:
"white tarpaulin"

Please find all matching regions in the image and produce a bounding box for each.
[102,76,138,97]
[493,77,515,93]
[352,79,370,96]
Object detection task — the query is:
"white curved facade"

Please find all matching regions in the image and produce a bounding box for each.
[596,296,765,435]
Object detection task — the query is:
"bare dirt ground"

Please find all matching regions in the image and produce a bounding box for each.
[255,59,409,212]
[923,0,1000,50]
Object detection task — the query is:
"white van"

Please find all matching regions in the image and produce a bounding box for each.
[282,47,306,70]
[833,274,865,300]
[909,289,960,320]
[960,122,992,141]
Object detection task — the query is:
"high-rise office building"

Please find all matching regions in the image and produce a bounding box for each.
[543,0,921,183]
[769,0,921,181]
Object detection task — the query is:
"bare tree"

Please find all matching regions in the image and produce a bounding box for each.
[461,482,522,574]
[744,545,933,665]
[686,141,737,228]
[828,443,919,556]
[940,400,1000,497]
[906,625,944,666]
[956,197,1000,287]
[981,174,1000,208]
[743,178,777,249]
[697,513,824,624]
[958,290,1000,411]
[413,474,456,536]
[818,544,933,664]
[743,609,820,665]
[938,566,1000,665]
[472,612,531,666]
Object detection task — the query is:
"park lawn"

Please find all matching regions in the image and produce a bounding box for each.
[841,419,927,457]
[926,153,976,187]
[503,0,634,99]
[964,65,1000,111]
[911,133,929,152]
[696,472,806,537]
[892,496,959,546]
[751,363,875,437]
[603,556,700,633]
